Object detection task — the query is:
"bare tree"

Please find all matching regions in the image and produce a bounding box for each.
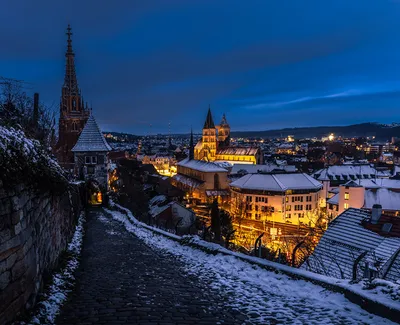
[0,76,56,147]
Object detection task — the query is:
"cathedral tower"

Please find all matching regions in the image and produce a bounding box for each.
[56,25,90,170]
[200,105,217,161]
[217,113,230,148]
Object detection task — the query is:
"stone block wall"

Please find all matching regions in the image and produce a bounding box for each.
[0,182,82,324]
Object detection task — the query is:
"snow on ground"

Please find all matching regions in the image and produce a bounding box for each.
[103,208,396,325]
[25,212,85,325]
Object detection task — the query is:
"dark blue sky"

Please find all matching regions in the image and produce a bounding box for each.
[1,1,400,134]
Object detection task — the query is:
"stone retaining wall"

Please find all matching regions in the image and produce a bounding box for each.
[0,182,82,324]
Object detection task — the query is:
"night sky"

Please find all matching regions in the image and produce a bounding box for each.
[1,1,400,135]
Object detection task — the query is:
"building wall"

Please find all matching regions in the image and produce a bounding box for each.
[0,183,82,324]
[231,190,321,226]
[74,152,108,189]
[215,154,257,164]
[174,165,229,202]
[338,185,365,215]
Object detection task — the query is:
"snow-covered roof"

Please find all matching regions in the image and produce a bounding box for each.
[230,163,296,175]
[177,158,228,173]
[346,178,400,190]
[217,146,259,156]
[72,115,111,152]
[364,188,400,211]
[214,161,233,169]
[327,193,339,205]
[393,165,400,176]
[172,173,204,188]
[313,165,378,181]
[230,173,322,192]
[303,208,400,280]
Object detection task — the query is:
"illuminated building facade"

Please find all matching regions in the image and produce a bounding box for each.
[171,158,229,203]
[194,106,262,164]
[230,173,322,227]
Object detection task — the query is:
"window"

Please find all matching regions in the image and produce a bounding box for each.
[72,121,78,131]
[246,196,253,202]
[286,205,291,211]
[306,204,312,211]
[287,214,291,219]
[85,156,97,164]
[306,195,312,202]
[344,192,350,200]
[214,173,220,189]
[87,166,95,175]
[344,203,349,210]
[294,205,304,211]
[255,214,261,221]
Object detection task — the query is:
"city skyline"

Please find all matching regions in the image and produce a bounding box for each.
[1,1,400,134]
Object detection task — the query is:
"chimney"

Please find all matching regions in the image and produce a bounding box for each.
[33,93,39,126]
[371,204,382,224]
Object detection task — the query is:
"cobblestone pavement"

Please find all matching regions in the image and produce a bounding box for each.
[56,209,249,325]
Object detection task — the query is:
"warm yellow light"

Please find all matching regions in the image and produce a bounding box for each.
[328,133,334,141]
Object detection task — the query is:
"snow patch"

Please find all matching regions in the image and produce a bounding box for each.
[105,206,396,324]
[24,212,85,325]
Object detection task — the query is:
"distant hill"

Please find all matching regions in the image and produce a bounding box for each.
[231,123,400,140]
[104,122,400,141]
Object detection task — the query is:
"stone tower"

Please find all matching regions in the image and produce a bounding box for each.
[56,25,90,170]
[201,105,217,161]
[217,113,230,148]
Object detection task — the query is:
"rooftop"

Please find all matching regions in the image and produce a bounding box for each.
[230,173,322,192]
[177,158,228,173]
[313,165,378,181]
[217,146,259,156]
[72,115,111,152]
[230,163,296,175]
[303,208,400,281]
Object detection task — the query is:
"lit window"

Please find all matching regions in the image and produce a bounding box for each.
[344,192,350,200]
[344,203,349,210]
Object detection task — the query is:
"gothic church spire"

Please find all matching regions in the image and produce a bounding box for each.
[63,24,79,95]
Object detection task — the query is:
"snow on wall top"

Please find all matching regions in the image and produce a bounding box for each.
[177,158,228,173]
[72,115,111,152]
[230,173,322,192]
[313,165,378,181]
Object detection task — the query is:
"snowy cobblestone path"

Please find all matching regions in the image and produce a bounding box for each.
[56,209,247,325]
[56,209,396,325]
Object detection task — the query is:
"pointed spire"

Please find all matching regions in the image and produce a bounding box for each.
[203,105,215,129]
[63,24,79,94]
[220,113,229,126]
[189,128,194,160]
